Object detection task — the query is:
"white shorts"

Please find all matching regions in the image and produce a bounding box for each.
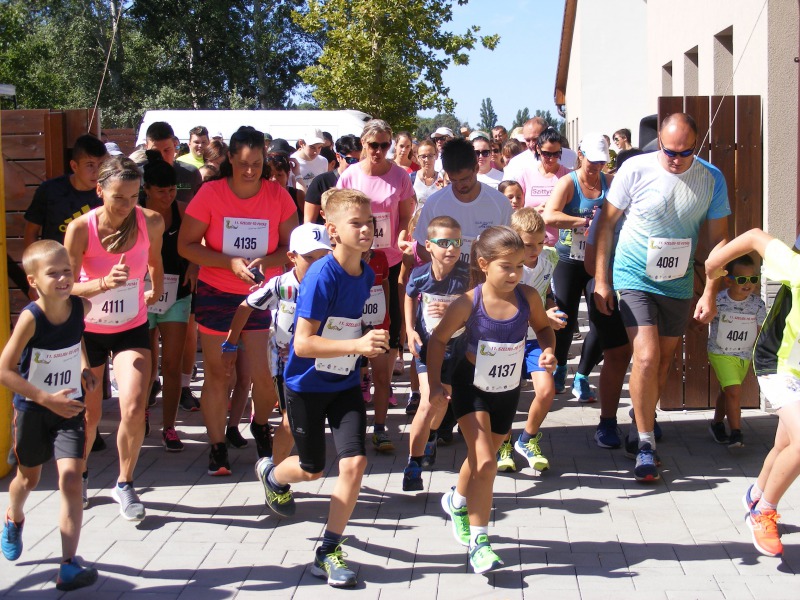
[757,373,800,411]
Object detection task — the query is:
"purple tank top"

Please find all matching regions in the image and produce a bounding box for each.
[465,284,530,355]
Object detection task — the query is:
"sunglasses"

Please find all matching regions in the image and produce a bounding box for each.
[474,149,491,158]
[540,149,562,159]
[367,141,391,151]
[342,156,360,165]
[660,138,695,158]
[613,136,622,142]
[428,237,463,249]
[728,275,760,285]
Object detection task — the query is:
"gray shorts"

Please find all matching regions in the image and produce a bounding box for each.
[617,289,692,338]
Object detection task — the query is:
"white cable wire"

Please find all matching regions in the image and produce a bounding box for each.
[88,5,124,134]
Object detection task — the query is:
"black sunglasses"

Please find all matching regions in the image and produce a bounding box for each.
[367,141,391,151]
[342,156,360,165]
[474,149,491,158]
[539,149,562,159]
[728,275,760,285]
[660,137,695,158]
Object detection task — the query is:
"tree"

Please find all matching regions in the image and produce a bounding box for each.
[512,107,530,129]
[477,98,497,132]
[294,0,499,130]
[415,113,463,141]
[534,109,565,133]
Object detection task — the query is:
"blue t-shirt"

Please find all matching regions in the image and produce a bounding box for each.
[406,260,470,361]
[555,171,608,262]
[608,154,730,299]
[284,254,374,393]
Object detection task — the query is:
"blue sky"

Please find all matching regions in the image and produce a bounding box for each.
[419,0,566,129]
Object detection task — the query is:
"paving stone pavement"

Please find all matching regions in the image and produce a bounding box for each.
[2,338,799,599]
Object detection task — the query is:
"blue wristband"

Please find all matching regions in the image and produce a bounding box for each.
[221,341,239,353]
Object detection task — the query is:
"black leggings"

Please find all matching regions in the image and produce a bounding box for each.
[388,262,402,349]
[552,258,593,366]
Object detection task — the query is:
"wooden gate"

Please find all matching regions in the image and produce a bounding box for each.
[2,109,100,323]
[657,95,763,410]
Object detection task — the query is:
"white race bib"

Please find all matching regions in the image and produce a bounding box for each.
[28,343,82,400]
[222,217,269,262]
[421,293,464,338]
[362,285,387,327]
[315,317,362,375]
[459,236,475,264]
[145,273,179,315]
[569,227,587,261]
[86,279,139,326]
[473,339,525,392]
[372,213,392,250]
[645,237,691,281]
[274,300,296,347]
[716,313,758,353]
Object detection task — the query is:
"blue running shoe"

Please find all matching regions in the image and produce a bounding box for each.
[634,443,660,482]
[421,437,437,468]
[742,484,759,513]
[594,418,622,449]
[572,374,596,403]
[56,559,98,591]
[554,365,568,394]
[402,461,423,492]
[1,515,23,561]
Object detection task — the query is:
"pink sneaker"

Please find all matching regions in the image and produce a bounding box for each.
[388,387,398,407]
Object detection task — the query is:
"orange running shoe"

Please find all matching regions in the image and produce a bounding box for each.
[747,510,783,557]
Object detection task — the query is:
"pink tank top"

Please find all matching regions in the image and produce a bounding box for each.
[81,206,150,333]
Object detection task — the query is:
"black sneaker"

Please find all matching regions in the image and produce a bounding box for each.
[250,421,273,458]
[179,387,200,412]
[192,364,198,381]
[148,379,161,407]
[312,544,357,587]
[728,429,744,448]
[405,391,421,416]
[402,460,423,491]
[91,427,106,452]
[226,426,249,448]
[624,429,639,459]
[162,427,184,452]
[208,442,231,476]
[708,421,729,444]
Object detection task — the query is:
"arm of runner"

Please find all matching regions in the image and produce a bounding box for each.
[426,293,472,409]
[694,216,730,324]
[543,176,584,230]
[144,209,165,305]
[293,317,389,359]
[592,203,625,315]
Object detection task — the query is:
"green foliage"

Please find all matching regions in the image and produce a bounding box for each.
[477,98,497,133]
[534,109,564,133]
[512,107,530,130]
[294,0,499,131]
[414,113,463,141]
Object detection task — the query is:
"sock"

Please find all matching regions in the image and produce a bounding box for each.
[638,431,656,450]
[519,431,533,445]
[574,372,587,382]
[117,481,132,489]
[374,423,385,433]
[451,488,467,509]
[318,529,343,555]
[751,483,764,502]
[267,469,289,493]
[410,455,425,465]
[427,430,437,443]
[469,526,489,549]
[181,374,191,387]
[756,497,778,513]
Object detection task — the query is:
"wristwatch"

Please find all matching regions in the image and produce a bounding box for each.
[221,341,239,353]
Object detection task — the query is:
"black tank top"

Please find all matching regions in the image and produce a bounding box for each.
[162,202,191,300]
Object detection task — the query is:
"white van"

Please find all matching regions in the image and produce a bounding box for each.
[135,109,372,146]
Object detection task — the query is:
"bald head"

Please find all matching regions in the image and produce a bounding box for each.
[522,117,549,153]
[661,113,697,136]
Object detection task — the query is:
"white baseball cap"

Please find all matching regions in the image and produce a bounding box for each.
[579,132,610,163]
[105,142,123,156]
[432,127,454,139]
[305,129,326,146]
[290,223,332,255]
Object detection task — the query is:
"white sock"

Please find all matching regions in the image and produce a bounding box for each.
[181,374,191,388]
[470,526,489,549]
[638,431,656,450]
[451,488,467,509]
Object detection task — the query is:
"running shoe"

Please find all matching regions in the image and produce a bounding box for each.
[514,432,549,471]
[572,374,596,403]
[402,460,423,492]
[708,421,729,444]
[388,388,398,407]
[256,457,295,517]
[91,427,106,452]
[361,373,372,404]
[728,429,744,448]
[421,437,437,468]
[441,486,470,547]
[747,510,782,557]
[192,364,198,381]
[393,356,405,375]
[111,483,146,522]
[179,387,200,412]
[226,426,249,448]
[496,440,517,472]
[250,421,273,458]
[633,443,660,482]
[56,559,98,591]
[372,430,394,453]
[208,442,232,476]
[312,543,357,587]
[595,418,622,449]
[148,378,161,407]
[742,484,760,513]
[554,365,567,394]
[82,473,89,509]
[405,391,420,415]
[469,533,504,574]
[1,514,23,561]
[162,426,184,452]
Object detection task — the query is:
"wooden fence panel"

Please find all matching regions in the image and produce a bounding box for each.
[103,128,137,156]
[685,96,710,160]
[0,110,47,135]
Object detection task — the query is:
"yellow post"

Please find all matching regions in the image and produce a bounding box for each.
[0,115,12,479]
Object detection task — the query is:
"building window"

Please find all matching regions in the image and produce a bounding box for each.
[684,47,699,96]
[662,62,673,96]
[714,27,733,95]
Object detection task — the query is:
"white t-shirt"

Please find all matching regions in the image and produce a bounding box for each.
[413,183,513,265]
[413,172,441,207]
[290,152,328,191]
[477,168,504,189]
[708,289,766,359]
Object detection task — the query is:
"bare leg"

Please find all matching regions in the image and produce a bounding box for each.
[56,458,83,559]
[326,456,367,535]
[759,402,800,504]
[598,344,632,418]
[370,353,392,428]
[112,348,151,482]
[408,374,449,456]
[456,411,507,526]
[6,464,41,524]
[158,321,187,429]
[199,331,231,445]
[724,385,742,431]
[523,371,555,435]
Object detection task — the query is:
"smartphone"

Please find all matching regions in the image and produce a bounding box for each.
[248,267,265,284]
